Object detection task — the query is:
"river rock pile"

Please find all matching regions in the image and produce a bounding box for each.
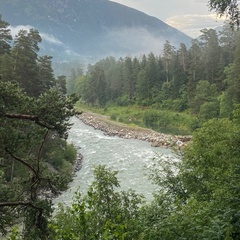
[73,153,83,173]
[77,113,191,149]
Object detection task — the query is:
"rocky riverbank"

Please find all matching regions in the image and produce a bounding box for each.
[73,152,83,173]
[77,112,191,149]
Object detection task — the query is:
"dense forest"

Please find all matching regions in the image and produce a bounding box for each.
[68,23,240,134]
[1,0,240,238]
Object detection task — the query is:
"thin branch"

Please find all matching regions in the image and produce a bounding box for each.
[3,113,55,130]
[0,201,42,211]
[30,178,41,201]
[37,129,49,174]
[4,148,39,178]
[42,177,58,195]
[4,113,38,121]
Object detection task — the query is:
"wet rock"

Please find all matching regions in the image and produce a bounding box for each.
[73,153,83,173]
[151,141,160,147]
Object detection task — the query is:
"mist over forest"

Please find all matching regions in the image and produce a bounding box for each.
[1,0,192,62]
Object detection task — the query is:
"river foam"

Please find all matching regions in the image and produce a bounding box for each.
[54,117,178,207]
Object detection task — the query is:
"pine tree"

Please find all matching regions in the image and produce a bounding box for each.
[0,15,12,55]
[11,29,42,96]
[123,57,134,101]
[162,40,175,83]
[38,55,56,93]
[199,28,221,84]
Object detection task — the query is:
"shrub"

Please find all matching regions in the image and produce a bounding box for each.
[110,113,118,120]
[64,143,77,164]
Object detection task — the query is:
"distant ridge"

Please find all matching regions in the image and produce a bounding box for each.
[1,0,192,61]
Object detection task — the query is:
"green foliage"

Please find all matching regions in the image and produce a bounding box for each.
[50,165,144,239]
[110,112,118,120]
[7,227,21,240]
[142,110,159,128]
[208,0,239,29]
[64,143,77,164]
[73,25,240,129]
[0,170,17,235]
[0,15,12,54]
[22,200,53,240]
[181,119,240,237]
[143,109,194,135]
[182,118,239,199]
[49,114,240,239]
[138,118,240,239]
[76,102,197,135]
[220,32,240,117]
[190,80,219,115]
[0,17,78,239]
[116,95,132,106]
[199,100,220,120]
[0,81,77,238]
[11,28,42,96]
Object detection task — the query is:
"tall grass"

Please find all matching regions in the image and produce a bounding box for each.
[75,102,197,135]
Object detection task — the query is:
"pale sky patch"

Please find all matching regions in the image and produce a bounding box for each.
[166,14,226,38]
[65,49,82,57]
[110,0,227,38]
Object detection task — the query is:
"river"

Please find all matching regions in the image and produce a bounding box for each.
[54,117,177,206]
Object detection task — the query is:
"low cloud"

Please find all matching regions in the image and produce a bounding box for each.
[40,33,63,45]
[166,14,226,38]
[8,25,33,37]
[105,27,170,56]
[8,25,63,45]
[65,49,82,57]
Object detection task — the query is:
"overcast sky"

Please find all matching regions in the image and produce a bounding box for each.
[110,0,226,38]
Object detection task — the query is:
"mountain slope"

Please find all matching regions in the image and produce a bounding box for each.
[1,0,192,61]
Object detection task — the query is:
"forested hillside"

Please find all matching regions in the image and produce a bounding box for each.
[69,24,240,133]
[1,0,192,60]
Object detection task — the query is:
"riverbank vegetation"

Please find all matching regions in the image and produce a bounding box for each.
[75,102,197,135]
[70,21,240,136]
[50,113,240,239]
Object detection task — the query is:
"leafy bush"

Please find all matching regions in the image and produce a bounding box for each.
[142,110,159,128]
[143,109,194,134]
[50,165,144,239]
[161,98,188,112]
[64,143,77,164]
[110,112,118,120]
[116,95,130,106]
[199,101,220,120]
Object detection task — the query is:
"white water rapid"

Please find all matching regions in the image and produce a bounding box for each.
[54,117,177,206]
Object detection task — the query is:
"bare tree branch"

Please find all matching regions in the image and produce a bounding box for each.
[4,148,39,178]
[0,201,42,211]
[3,113,55,130]
[37,129,49,174]
[4,113,38,121]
